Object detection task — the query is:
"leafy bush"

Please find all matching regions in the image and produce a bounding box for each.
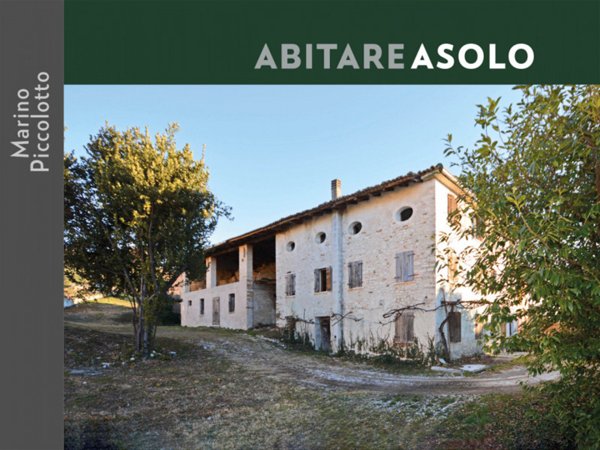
[445,85,600,446]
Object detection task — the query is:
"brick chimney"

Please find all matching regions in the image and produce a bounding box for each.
[331,179,342,200]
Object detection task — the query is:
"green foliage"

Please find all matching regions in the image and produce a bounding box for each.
[445,85,600,446]
[64,123,228,354]
[433,391,575,449]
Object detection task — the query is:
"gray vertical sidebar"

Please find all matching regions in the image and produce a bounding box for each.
[0,1,64,449]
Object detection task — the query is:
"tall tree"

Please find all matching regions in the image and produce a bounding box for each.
[64,124,228,355]
[444,85,600,446]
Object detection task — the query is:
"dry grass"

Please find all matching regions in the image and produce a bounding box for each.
[64,302,563,449]
[94,296,132,308]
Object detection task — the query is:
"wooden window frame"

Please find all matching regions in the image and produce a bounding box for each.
[395,251,415,282]
[285,272,296,297]
[394,313,415,345]
[314,267,332,293]
[348,260,363,289]
[447,194,460,226]
[448,311,462,343]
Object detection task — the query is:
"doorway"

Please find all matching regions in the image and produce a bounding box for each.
[212,297,220,326]
[315,316,331,352]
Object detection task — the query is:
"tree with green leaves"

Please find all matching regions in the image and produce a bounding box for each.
[64,124,228,355]
[444,85,600,446]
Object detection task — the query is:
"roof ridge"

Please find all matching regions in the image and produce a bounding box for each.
[208,163,445,254]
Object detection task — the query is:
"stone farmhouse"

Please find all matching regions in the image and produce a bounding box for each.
[180,164,486,359]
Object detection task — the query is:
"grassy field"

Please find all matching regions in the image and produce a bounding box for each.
[64,302,571,449]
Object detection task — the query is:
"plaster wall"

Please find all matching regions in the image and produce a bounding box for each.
[433,176,484,358]
[180,280,248,329]
[276,214,336,340]
[277,181,438,353]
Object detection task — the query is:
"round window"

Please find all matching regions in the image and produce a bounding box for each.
[315,232,326,244]
[286,241,295,252]
[397,206,414,222]
[349,221,362,235]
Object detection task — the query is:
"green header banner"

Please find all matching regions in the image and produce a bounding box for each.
[66,0,600,84]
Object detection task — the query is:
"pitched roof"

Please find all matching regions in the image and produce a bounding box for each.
[208,163,445,255]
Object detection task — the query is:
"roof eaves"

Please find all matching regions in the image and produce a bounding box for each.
[207,163,445,255]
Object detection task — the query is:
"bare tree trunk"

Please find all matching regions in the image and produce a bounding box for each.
[438,316,450,361]
[142,327,150,357]
[136,299,144,353]
[136,277,146,354]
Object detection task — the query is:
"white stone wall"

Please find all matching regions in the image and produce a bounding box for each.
[277,181,438,353]
[433,175,484,358]
[180,281,248,329]
[181,171,485,360]
[342,181,438,353]
[276,214,335,337]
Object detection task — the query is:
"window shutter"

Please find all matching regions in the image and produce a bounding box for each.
[449,311,462,343]
[286,273,296,296]
[397,251,414,282]
[448,194,460,226]
[290,273,295,296]
[448,194,457,214]
[326,267,332,291]
[405,252,414,281]
[395,315,403,341]
[314,269,320,292]
[394,313,414,344]
[405,314,414,342]
[348,261,363,288]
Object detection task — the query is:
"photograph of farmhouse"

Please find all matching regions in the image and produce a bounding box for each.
[178,164,493,360]
[63,85,600,449]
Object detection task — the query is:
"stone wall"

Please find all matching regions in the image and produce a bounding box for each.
[433,175,484,358]
[277,181,438,353]
[182,172,485,359]
[180,280,248,329]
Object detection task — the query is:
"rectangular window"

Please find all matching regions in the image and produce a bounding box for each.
[448,251,458,286]
[188,300,192,306]
[314,267,332,292]
[348,261,363,288]
[285,273,296,296]
[448,311,462,343]
[448,194,460,226]
[228,293,235,313]
[507,320,519,337]
[472,216,485,239]
[447,193,458,214]
[200,298,205,315]
[394,313,415,344]
[395,251,414,282]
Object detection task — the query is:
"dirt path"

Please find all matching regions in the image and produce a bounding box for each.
[65,303,557,396]
[156,326,557,395]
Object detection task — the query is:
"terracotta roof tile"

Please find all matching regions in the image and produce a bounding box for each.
[208,163,444,255]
